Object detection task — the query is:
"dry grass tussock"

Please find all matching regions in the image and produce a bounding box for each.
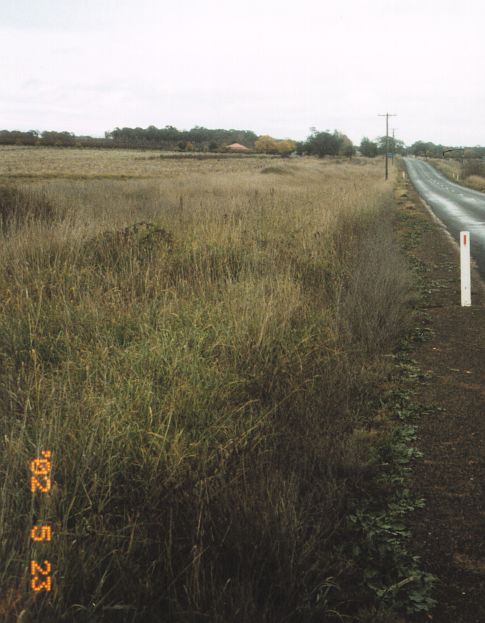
[0,150,412,622]
[0,185,61,233]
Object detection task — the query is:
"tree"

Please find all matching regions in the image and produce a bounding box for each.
[409,141,443,158]
[277,139,297,156]
[338,133,354,157]
[360,137,378,157]
[376,135,406,156]
[304,129,341,157]
[255,135,280,154]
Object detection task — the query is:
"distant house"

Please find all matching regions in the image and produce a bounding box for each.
[225,142,251,153]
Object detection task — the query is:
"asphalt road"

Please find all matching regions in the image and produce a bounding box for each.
[404,157,485,278]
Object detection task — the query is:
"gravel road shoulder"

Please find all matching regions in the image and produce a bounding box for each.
[397,172,485,622]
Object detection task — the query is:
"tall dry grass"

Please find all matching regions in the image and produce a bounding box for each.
[0,151,412,622]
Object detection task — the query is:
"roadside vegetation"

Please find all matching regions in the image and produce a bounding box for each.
[428,157,485,193]
[0,150,430,621]
[405,139,485,192]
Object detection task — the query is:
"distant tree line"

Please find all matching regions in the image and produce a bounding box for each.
[0,126,353,156]
[2,127,485,160]
[105,126,259,150]
[0,127,258,151]
[0,129,109,148]
[359,137,485,160]
[407,140,485,159]
[0,130,41,145]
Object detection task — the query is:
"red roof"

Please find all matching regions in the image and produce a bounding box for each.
[226,143,250,152]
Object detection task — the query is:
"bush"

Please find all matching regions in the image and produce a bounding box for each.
[81,222,174,270]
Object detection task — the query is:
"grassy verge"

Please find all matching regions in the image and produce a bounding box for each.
[0,154,427,621]
[345,173,441,621]
[428,157,485,192]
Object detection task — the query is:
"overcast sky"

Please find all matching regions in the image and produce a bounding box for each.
[1,0,485,146]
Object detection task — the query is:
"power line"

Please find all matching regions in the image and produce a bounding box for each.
[378,113,397,180]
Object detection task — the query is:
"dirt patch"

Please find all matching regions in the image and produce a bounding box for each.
[399,174,485,622]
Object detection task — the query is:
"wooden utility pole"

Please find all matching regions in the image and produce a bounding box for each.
[378,113,397,180]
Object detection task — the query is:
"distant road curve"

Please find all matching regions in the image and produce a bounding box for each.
[404,157,485,279]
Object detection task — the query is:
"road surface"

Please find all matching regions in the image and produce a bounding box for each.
[404,157,485,278]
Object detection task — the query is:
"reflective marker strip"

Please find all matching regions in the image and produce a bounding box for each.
[460,231,471,307]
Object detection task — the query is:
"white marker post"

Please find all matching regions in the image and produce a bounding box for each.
[460,231,471,307]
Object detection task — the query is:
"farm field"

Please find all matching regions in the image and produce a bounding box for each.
[0,146,277,180]
[0,148,418,622]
